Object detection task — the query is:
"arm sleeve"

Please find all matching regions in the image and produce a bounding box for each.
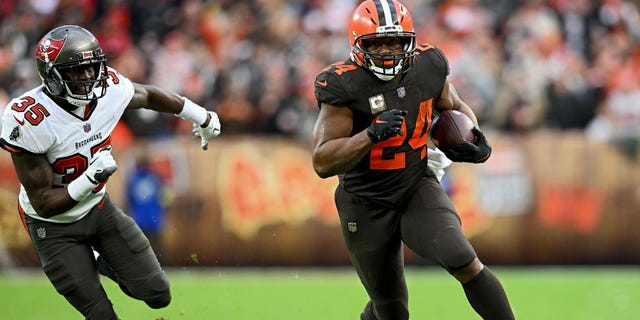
[428,46,450,77]
[424,46,451,99]
[314,67,351,107]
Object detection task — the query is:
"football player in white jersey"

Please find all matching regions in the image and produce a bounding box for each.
[0,25,221,319]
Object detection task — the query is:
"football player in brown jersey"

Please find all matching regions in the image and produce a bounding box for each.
[311,0,514,319]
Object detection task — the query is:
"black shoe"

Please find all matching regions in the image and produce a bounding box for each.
[96,256,138,299]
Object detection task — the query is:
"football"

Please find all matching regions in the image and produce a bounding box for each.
[429,110,476,150]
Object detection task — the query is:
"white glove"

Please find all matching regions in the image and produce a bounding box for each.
[193,111,221,150]
[427,147,452,182]
[86,146,118,183]
[67,146,117,201]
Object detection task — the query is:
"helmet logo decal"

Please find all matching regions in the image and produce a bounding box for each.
[36,37,66,63]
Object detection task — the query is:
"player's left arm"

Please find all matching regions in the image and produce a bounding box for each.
[434,80,492,163]
[127,83,184,113]
[425,46,479,128]
[434,80,479,127]
[128,83,221,150]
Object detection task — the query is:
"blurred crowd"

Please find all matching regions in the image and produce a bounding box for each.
[0,0,639,158]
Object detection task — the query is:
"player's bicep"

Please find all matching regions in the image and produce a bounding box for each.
[127,83,183,113]
[127,83,149,110]
[11,152,54,201]
[436,80,470,113]
[435,81,479,126]
[312,103,365,178]
[434,80,456,111]
[312,103,353,148]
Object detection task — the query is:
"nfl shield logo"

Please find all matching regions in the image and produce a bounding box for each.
[83,123,91,132]
[36,227,46,239]
[397,87,406,98]
[347,221,357,233]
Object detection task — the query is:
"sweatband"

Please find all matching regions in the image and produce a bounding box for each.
[67,174,98,201]
[176,97,208,126]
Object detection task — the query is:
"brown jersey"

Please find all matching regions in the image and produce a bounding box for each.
[314,44,450,206]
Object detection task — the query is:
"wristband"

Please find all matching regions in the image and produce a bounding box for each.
[176,97,208,126]
[67,174,98,201]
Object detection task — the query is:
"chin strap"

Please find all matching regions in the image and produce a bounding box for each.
[367,59,404,81]
[65,96,91,108]
[61,82,99,108]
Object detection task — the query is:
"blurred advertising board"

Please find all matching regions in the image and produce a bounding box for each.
[0,133,639,267]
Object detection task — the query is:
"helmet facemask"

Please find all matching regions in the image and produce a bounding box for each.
[353,27,416,81]
[46,58,107,107]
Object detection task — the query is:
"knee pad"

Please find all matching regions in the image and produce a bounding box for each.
[145,293,172,309]
[86,299,118,320]
[434,226,477,273]
[130,271,171,309]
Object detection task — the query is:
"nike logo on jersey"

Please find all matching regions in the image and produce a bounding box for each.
[316,80,328,87]
[13,115,25,126]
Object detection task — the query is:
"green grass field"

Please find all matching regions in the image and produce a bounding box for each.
[0,266,638,319]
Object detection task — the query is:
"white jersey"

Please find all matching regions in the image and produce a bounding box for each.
[0,67,134,223]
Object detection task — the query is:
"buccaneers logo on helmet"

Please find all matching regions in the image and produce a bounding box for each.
[36,37,66,63]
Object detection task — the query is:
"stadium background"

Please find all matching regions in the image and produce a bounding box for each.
[1,1,639,319]
[0,0,639,316]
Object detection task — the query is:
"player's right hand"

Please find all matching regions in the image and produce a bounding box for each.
[85,146,118,184]
[367,109,408,143]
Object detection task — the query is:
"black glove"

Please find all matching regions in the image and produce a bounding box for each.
[367,109,408,143]
[442,127,492,163]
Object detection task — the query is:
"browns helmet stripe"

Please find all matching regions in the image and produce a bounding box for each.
[373,0,398,26]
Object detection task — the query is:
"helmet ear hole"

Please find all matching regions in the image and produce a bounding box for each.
[45,78,64,96]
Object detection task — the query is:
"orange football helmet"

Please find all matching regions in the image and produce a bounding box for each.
[349,0,416,81]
